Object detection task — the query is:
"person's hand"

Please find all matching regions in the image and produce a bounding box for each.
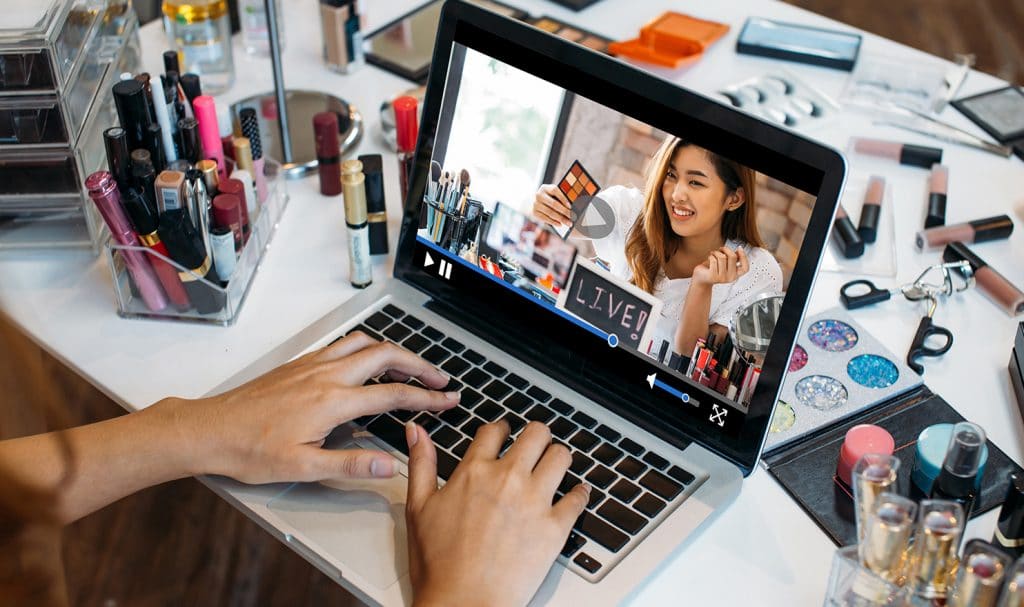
[405,420,590,607]
[533,184,572,228]
[691,246,749,288]
[160,332,459,484]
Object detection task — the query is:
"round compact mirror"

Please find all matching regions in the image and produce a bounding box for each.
[731,292,785,355]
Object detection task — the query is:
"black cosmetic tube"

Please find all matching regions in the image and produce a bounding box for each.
[177,117,201,164]
[180,73,202,104]
[145,123,167,173]
[157,209,225,314]
[112,79,153,151]
[832,203,865,258]
[103,127,131,191]
[359,153,389,255]
[163,50,180,75]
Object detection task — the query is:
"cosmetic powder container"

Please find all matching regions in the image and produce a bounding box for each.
[837,424,894,487]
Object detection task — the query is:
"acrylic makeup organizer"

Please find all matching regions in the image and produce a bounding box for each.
[0,0,142,251]
[105,159,289,325]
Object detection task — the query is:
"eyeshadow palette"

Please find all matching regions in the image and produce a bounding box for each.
[529,17,613,54]
[765,307,923,452]
[555,160,601,239]
[717,72,839,130]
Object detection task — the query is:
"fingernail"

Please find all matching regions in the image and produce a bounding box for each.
[445,390,461,402]
[582,482,592,494]
[405,421,419,447]
[437,369,451,381]
[370,457,395,478]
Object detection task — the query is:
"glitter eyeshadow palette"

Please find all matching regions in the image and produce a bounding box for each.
[554,160,602,239]
[765,307,923,452]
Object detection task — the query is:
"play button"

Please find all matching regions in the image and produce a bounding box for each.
[424,252,434,268]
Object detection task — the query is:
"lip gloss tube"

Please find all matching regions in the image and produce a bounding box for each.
[943,242,1024,316]
[121,186,191,310]
[857,176,885,243]
[394,95,419,204]
[86,171,168,312]
[852,137,943,169]
[314,111,341,196]
[926,164,949,228]
[192,95,227,179]
[341,159,373,289]
[833,203,865,258]
[917,215,1013,251]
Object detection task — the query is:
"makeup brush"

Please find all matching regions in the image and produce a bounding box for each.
[458,168,471,214]
[429,162,442,201]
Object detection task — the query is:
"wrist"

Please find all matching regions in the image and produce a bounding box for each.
[144,397,210,478]
[687,281,713,298]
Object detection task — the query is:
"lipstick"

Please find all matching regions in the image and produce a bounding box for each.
[858,493,916,586]
[917,215,1013,251]
[85,171,168,312]
[212,193,243,251]
[832,203,865,258]
[314,111,341,196]
[910,500,964,600]
[926,164,949,228]
[852,137,943,169]
[121,186,191,311]
[948,540,1010,607]
[197,159,220,196]
[944,242,1024,316]
[993,472,1024,559]
[238,108,267,203]
[857,176,885,243]
[112,79,153,151]
[103,127,131,191]
[341,159,373,289]
[394,95,419,205]
[218,178,250,243]
[157,208,225,314]
[209,226,236,284]
[192,95,227,179]
[232,136,258,217]
[852,454,899,544]
[998,559,1024,607]
[359,153,388,255]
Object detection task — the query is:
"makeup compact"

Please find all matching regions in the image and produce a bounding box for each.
[1012,323,1024,423]
[609,12,729,69]
[717,72,839,130]
[554,160,601,239]
[952,86,1024,161]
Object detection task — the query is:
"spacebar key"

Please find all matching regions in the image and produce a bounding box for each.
[576,512,629,553]
[367,415,410,456]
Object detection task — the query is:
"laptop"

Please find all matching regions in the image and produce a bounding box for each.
[217,2,846,604]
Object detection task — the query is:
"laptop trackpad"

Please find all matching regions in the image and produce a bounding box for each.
[267,442,409,590]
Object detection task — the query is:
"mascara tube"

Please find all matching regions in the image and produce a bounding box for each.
[157,209,225,314]
[341,159,372,288]
[359,153,388,254]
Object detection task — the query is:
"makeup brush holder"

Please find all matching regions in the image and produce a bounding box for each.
[104,159,289,325]
[824,546,909,607]
[424,199,468,254]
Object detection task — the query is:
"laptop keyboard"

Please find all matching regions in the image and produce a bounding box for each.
[340,303,702,579]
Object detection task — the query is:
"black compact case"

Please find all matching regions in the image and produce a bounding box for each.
[1011,323,1024,419]
[951,86,1024,161]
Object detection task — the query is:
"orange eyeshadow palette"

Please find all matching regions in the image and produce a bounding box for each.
[555,160,601,239]
[529,17,613,55]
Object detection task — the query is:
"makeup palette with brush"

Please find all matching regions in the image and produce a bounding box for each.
[555,160,601,239]
[765,307,922,451]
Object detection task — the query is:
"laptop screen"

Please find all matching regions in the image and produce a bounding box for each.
[396,4,845,473]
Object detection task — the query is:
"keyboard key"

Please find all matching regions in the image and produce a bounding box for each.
[634,493,666,518]
[525,404,555,424]
[436,450,459,480]
[597,501,647,535]
[482,380,513,401]
[432,425,462,449]
[609,479,641,504]
[367,415,409,455]
[475,400,504,422]
[569,429,599,452]
[527,386,552,402]
[439,407,470,427]
[483,361,507,377]
[422,326,444,342]
[549,417,578,440]
[461,416,485,437]
[366,311,393,330]
[504,392,533,413]
[668,465,696,486]
[441,337,465,353]
[616,456,645,480]
[382,304,404,319]
[502,412,527,434]
[500,436,514,455]
[505,373,528,390]
[585,465,616,489]
[549,398,573,415]
[354,413,378,426]
[413,413,442,434]
[347,324,381,341]
[444,378,463,392]
[643,452,670,470]
[462,368,490,388]
[570,452,594,475]
[639,470,683,501]
[561,532,586,558]
[384,323,412,342]
[402,333,430,353]
[592,444,624,466]
[421,345,451,364]
[588,488,605,509]
[452,438,471,458]
[572,411,597,429]
[392,409,416,422]
[573,552,602,574]
[558,473,580,495]
[595,424,621,442]
[460,388,484,407]
[402,315,425,330]
[619,438,645,457]
[576,512,629,553]
[463,349,485,365]
[441,356,471,377]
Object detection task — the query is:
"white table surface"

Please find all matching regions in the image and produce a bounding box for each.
[2,0,1023,604]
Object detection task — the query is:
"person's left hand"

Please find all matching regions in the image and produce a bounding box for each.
[691,246,749,287]
[157,332,459,484]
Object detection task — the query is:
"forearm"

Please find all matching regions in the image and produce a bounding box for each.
[0,398,204,524]
[675,284,712,356]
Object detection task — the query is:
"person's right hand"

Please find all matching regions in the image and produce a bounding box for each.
[533,184,573,228]
[405,420,590,607]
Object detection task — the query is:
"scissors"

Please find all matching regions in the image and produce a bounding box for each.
[839,261,974,374]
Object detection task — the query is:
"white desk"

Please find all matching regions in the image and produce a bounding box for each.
[1,0,1022,604]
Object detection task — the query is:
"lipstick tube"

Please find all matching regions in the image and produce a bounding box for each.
[212,193,244,250]
[103,127,132,191]
[113,79,153,151]
[944,242,1024,316]
[209,226,236,284]
[342,159,373,289]
[394,95,419,205]
[949,540,1010,607]
[157,209,225,314]
[917,214,1014,251]
[219,178,251,243]
[832,203,865,259]
[857,176,884,243]
[926,164,949,228]
[86,171,168,312]
[314,111,341,196]
[359,153,388,255]
[192,95,227,179]
[197,159,220,196]
[910,500,964,600]
[238,108,267,203]
[998,558,1024,607]
[232,137,259,216]
[994,473,1024,559]
[852,454,900,545]
[852,137,943,168]
[121,186,191,310]
[857,493,916,592]
[177,117,201,165]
